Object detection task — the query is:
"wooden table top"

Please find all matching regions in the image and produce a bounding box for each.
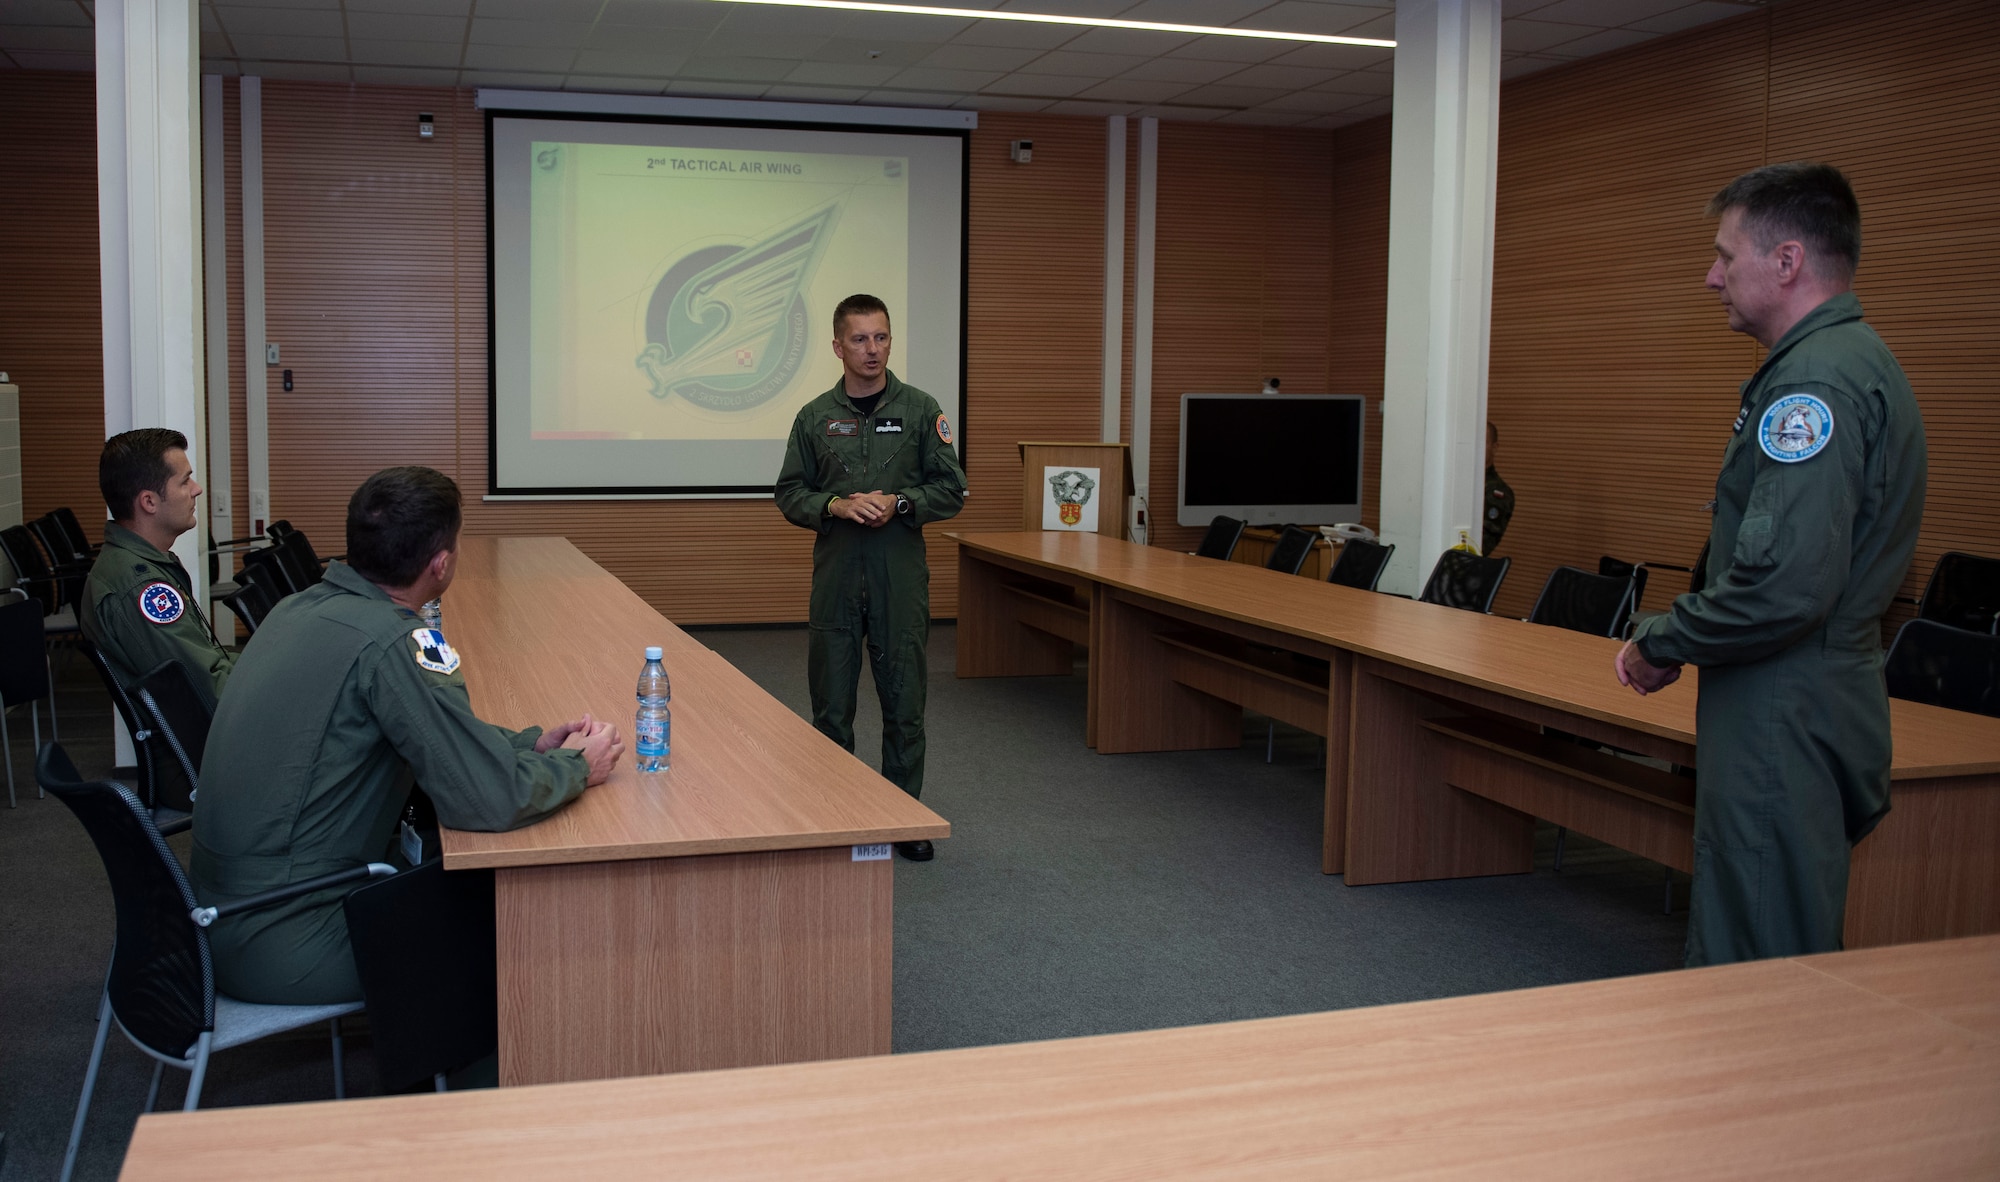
[950,530,2000,779]
[437,537,947,870]
[120,935,2000,1180]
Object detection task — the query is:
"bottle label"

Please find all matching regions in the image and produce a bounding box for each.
[636,715,668,757]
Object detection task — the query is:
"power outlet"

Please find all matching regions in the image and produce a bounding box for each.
[266,342,281,366]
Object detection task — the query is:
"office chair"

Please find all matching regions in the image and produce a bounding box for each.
[1914,552,2000,635]
[1327,539,1394,592]
[38,743,392,1182]
[1529,566,1638,638]
[132,659,217,810]
[1264,526,1316,576]
[0,524,85,637]
[0,595,57,807]
[50,507,101,563]
[1417,550,1510,614]
[1884,619,2000,717]
[1195,516,1247,562]
[79,637,189,817]
[221,561,286,636]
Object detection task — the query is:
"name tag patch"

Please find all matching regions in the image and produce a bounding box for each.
[138,582,185,625]
[1758,393,1834,463]
[825,418,858,437]
[411,627,461,675]
[875,417,903,434]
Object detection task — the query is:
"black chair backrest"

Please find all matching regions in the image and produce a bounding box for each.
[0,596,52,706]
[225,564,285,635]
[1196,516,1247,562]
[37,742,215,1061]
[1,524,60,608]
[239,545,303,596]
[134,659,217,806]
[1884,619,2000,717]
[1328,539,1395,592]
[1418,550,1511,614]
[52,506,97,559]
[80,636,189,812]
[1597,556,1649,617]
[276,530,324,587]
[1265,526,1316,576]
[1916,551,2000,635]
[29,513,79,568]
[343,859,499,1092]
[1530,566,1636,638]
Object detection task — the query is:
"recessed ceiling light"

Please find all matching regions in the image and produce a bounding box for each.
[699,0,1397,48]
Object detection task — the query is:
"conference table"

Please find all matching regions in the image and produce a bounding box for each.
[118,935,2000,1178]
[951,530,2000,949]
[437,537,948,1086]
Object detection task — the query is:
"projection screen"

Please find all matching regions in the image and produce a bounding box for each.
[488,108,968,496]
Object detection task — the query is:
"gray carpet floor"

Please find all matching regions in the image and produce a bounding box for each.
[0,623,1685,1180]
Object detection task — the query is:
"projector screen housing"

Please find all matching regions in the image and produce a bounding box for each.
[1177,393,1367,527]
[487,107,968,496]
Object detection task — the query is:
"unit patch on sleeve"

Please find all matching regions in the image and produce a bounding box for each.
[410,627,462,675]
[935,414,953,444]
[1758,393,1834,463]
[138,582,186,625]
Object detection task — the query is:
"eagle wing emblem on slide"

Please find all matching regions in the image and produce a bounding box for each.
[635,203,840,412]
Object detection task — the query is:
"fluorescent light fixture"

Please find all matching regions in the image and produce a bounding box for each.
[699,0,1397,48]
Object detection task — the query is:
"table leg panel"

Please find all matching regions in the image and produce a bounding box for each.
[496,846,892,1085]
[1845,773,2000,949]
[1343,659,1536,886]
[956,551,1078,679]
[1094,590,1241,754]
[1323,651,1353,876]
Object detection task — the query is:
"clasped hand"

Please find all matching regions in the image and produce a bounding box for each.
[1613,641,1682,696]
[832,490,898,527]
[536,712,625,784]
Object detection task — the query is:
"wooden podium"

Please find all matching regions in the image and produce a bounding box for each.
[1018,442,1134,540]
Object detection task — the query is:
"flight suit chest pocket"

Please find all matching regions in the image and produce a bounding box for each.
[817,428,864,486]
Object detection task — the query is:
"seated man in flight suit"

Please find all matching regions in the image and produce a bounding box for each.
[193,466,623,1004]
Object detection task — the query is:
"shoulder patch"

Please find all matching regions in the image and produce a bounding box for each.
[137,582,185,625]
[1758,393,1834,463]
[410,627,461,675]
[935,414,953,444]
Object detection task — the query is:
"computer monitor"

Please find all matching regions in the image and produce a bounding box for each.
[1176,393,1366,528]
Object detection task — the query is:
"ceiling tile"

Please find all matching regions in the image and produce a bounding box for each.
[1310,68,1392,96]
[697,31,830,59]
[1042,98,1143,116]
[1628,1,1761,34]
[1504,0,1560,15]
[352,65,460,85]
[761,83,869,102]
[476,0,603,19]
[1303,111,1374,129]
[919,43,1042,71]
[1554,26,1661,56]
[581,27,702,54]
[888,65,1006,90]
[1500,52,1565,79]
[0,23,91,51]
[349,38,463,68]
[814,38,942,67]
[1243,2,1394,37]
[1343,94,1391,115]
[784,61,902,87]
[1161,33,1293,63]
[957,94,1054,112]
[1076,77,1191,103]
[861,89,963,107]
[468,18,591,49]
[994,0,1127,16]
[1528,0,1691,25]
[665,79,771,97]
[564,76,667,93]
[210,6,345,38]
[599,0,730,28]
[1335,12,1394,39]
[7,48,93,70]
[346,12,466,43]
[1502,19,1599,53]
[203,7,221,33]
[201,58,243,75]
[1,0,91,26]
[832,10,976,42]
[1136,103,1230,122]
[200,30,232,56]
[1216,62,1340,89]
[245,60,354,82]
[946,19,1080,50]
[460,68,566,88]
[1257,88,1373,113]
[1056,27,1198,56]
[1216,108,1315,126]
[229,34,349,62]
[713,5,854,38]
[1261,41,1391,70]
[463,43,577,72]
[1022,50,1150,75]
[678,55,799,83]
[1121,0,1275,23]
[982,71,1097,97]
[1119,56,1239,84]
[1172,82,1291,107]
[572,48,692,75]
[346,0,470,14]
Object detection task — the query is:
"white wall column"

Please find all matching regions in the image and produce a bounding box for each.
[1130,117,1158,543]
[1100,116,1126,446]
[96,0,208,589]
[202,75,233,545]
[241,76,272,537]
[1377,0,1502,595]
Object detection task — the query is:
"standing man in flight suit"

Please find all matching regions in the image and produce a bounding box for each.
[83,428,236,703]
[194,467,622,1004]
[775,294,966,861]
[1614,162,1926,966]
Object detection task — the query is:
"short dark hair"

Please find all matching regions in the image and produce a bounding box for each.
[1707,162,1861,282]
[832,293,890,339]
[345,466,462,588]
[99,428,188,521]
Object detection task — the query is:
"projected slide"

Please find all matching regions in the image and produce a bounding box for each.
[490,114,965,495]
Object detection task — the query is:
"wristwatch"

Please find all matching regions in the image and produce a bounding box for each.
[894,495,912,516]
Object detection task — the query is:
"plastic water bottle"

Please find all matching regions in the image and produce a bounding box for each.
[635,645,671,773]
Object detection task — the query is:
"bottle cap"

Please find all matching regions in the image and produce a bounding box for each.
[645,645,663,661]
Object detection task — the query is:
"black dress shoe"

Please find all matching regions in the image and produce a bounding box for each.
[895,840,934,862]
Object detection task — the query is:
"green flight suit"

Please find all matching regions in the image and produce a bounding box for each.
[81,521,235,704]
[774,369,966,799]
[1634,293,1926,967]
[192,561,590,1004]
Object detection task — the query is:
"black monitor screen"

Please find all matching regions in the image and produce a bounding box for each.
[1181,395,1363,522]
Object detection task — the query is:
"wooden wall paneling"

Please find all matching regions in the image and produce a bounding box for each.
[1148,125,1337,555]
[0,71,104,537]
[1327,116,1391,537]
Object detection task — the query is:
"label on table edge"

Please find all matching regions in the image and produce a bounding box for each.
[852,844,892,861]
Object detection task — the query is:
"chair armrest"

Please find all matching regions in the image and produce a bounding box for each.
[1889,593,1920,608]
[191,863,397,927]
[157,811,194,837]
